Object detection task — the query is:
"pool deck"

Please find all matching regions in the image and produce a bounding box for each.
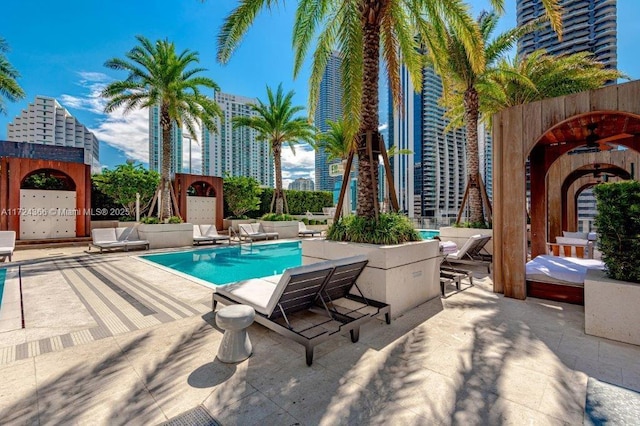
[1,242,640,424]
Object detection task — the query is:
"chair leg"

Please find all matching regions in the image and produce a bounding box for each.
[305,346,314,366]
[350,328,360,343]
[212,297,218,312]
[385,313,391,324]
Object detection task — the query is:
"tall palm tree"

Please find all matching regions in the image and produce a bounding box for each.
[102,35,222,220]
[430,9,560,225]
[218,0,488,220]
[0,38,25,114]
[481,50,623,118]
[233,84,316,215]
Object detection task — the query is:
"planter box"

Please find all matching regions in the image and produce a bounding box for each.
[439,226,494,255]
[302,239,440,319]
[137,223,193,249]
[259,220,299,239]
[223,219,253,232]
[585,269,640,345]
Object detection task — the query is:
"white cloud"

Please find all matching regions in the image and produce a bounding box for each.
[59,71,149,164]
[281,143,315,188]
[378,123,388,132]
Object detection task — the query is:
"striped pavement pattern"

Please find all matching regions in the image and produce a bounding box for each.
[0,256,212,365]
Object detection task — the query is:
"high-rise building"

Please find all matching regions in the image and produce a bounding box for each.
[149,105,183,176]
[202,92,273,187]
[389,67,468,221]
[517,0,617,70]
[288,177,314,191]
[6,96,100,171]
[315,51,344,191]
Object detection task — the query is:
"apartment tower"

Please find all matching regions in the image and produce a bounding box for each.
[314,51,344,191]
[149,105,183,176]
[6,96,100,171]
[201,92,273,187]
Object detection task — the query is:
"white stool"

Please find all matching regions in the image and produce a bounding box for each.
[215,305,255,363]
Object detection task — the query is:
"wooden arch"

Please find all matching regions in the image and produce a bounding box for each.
[493,80,640,299]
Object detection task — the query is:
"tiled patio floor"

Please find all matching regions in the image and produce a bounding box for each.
[1,246,639,425]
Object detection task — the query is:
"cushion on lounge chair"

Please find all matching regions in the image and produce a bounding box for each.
[299,222,321,236]
[252,223,278,239]
[0,231,16,260]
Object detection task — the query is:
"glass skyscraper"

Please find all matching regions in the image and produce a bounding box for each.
[314,51,344,191]
[201,92,274,187]
[517,0,617,70]
[148,105,183,176]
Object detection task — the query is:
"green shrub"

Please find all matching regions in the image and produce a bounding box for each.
[141,216,160,224]
[223,175,261,218]
[168,216,183,224]
[326,213,421,245]
[594,181,640,283]
[455,221,492,229]
[255,188,333,216]
[260,213,296,221]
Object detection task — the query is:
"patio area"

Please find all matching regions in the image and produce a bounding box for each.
[1,245,639,425]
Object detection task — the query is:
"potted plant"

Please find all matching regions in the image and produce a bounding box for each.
[137,216,193,249]
[585,181,640,344]
[258,213,300,238]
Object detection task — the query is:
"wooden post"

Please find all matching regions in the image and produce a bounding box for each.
[366,132,379,221]
[333,151,355,224]
[379,137,399,212]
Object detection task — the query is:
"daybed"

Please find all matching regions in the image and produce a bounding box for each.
[526,254,605,305]
[193,224,230,245]
[213,255,390,366]
[89,227,150,253]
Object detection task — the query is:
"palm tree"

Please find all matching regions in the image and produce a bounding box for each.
[218,0,489,221]
[102,35,222,220]
[430,9,560,225]
[318,119,354,162]
[233,84,316,215]
[0,38,25,114]
[481,50,623,118]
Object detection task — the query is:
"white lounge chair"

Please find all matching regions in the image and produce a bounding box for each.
[298,222,321,237]
[193,225,230,245]
[0,231,16,262]
[238,223,278,241]
[89,227,149,253]
[443,234,492,273]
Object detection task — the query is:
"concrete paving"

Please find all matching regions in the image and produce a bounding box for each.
[0,245,639,425]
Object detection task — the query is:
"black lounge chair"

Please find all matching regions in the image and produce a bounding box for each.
[212,255,390,365]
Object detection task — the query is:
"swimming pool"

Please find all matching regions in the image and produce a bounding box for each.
[0,269,6,306]
[418,229,440,240]
[140,241,302,286]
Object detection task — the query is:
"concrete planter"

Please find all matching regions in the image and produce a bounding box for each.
[137,223,193,249]
[223,218,253,232]
[302,239,440,319]
[439,226,494,255]
[259,220,299,239]
[585,269,640,345]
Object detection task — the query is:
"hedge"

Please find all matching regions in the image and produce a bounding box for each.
[250,188,333,217]
[593,181,640,283]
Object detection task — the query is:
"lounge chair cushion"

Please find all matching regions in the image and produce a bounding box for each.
[92,228,119,244]
[0,231,16,258]
[216,261,335,316]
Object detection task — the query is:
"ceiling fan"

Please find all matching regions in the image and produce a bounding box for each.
[584,123,632,151]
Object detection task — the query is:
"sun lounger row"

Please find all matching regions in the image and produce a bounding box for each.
[89,227,149,253]
[213,255,391,366]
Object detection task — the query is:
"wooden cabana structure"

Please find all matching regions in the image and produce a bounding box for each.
[493,80,640,299]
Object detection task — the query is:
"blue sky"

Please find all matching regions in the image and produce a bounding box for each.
[2,1,639,186]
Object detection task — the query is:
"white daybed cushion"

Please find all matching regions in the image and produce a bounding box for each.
[526,255,604,285]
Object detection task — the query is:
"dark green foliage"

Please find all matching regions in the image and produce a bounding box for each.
[261,213,296,221]
[594,181,640,283]
[168,216,183,224]
[326,213,421,245]
[140,216,160,224]
[455,221,492,229]
[302,218,328,225]
[223,175,261,218]
[256,188,333,216]
[92,163,159,217]
[22,171,73,190]
[91,182,122,221]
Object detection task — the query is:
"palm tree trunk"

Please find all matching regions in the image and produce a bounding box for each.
[356,2,381,219]
[273,143,284,215]
[160,104,172,221]
[463,87,484,224]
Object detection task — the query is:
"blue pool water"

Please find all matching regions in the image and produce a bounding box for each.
[141,241,302,286]
[0,269,6,306]
[418,229,440,240]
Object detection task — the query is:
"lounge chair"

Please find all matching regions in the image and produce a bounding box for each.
[89,227,149,253]
[238,223,278,242]
[193,224,230,245]
[443,234,492,273]
[298,221,321,237]
[0,231,16,262]
[213,255,390,366]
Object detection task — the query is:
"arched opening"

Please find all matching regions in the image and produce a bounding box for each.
[21,168,77,191]
[187,181,216,197]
